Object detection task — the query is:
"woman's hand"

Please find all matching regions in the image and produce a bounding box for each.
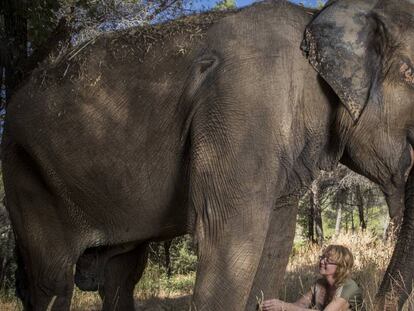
[261,298,287,311]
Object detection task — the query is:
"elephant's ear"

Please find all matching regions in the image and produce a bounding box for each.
[302,0,389,122]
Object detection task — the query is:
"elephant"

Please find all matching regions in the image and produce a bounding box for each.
[2,0,414,310]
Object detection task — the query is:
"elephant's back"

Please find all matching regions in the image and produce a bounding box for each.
[5,12,229,169]
[6,11,229,131]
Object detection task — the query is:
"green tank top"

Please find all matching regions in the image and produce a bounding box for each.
[336,278,364,311]
[311,278,364,311]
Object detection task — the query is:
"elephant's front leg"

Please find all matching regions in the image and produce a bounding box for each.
[246,195,300,309]
[186,62,287,309]
[189,140,277,310]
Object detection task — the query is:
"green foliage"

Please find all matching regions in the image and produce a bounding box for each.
[137,235,197,298]
[148,235,197,276]
[297,167,389,243]
[137,267,195,298]
[214,0,236,11]
[27,0,61,49]
[0,238,16,299]
[317,0,327,9]
[2,0,193,56]
[0,183,15,298]
[170,236,197,275]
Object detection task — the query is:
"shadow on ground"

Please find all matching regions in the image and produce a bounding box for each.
[135,295,191,310]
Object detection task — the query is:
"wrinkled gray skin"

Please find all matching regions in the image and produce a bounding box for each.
[3,0,414,310]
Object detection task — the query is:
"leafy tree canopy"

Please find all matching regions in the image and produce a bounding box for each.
[214,0,236,10]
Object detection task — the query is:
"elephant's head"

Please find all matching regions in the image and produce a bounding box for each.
[303,0,414,306]
[303,0,414,218]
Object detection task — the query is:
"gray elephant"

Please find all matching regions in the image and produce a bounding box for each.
[3,0,414,310]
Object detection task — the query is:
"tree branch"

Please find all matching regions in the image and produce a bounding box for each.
[147,0,181,21]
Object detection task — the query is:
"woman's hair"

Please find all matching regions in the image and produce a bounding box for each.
[322,244,354,286]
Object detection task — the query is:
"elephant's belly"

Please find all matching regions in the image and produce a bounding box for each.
[68,172,192,246]
[122,196,191,242]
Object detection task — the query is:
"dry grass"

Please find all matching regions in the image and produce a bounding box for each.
[2,232,414,310]
[281,232,414,310]
[282,233,389,303]
[70,290,102,310]
[0,300,22,311]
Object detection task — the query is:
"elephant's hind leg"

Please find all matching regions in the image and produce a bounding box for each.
[14,246,75,311]
[3,145,78,311]
[99,243,149,311]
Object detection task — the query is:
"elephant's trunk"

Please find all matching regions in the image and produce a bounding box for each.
[376,169,414,310]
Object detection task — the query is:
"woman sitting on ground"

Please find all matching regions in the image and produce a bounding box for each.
[262,245,363,311]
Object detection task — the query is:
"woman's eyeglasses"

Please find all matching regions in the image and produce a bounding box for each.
[319,255,338,266]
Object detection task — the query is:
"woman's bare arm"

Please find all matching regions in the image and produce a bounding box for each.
[262,289,314,311]
[262,299,317,311]
[294,290,313,308]
[261,279,352,311]
[323,297,349,311]
[261,296,349,311]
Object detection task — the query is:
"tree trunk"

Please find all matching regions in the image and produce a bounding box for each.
[307,193,315,243]
[356,185,367,230]
[351,209,355,233]
[345,213,349,233]
[382,214,389,241]
[383,215,401,242]
[2,0,28,104]
[311,181,324,245]
[1,68,5,108]
[335,203,342,236]
[164,240,172,278]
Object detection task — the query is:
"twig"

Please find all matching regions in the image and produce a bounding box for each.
[68,38,95,61]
